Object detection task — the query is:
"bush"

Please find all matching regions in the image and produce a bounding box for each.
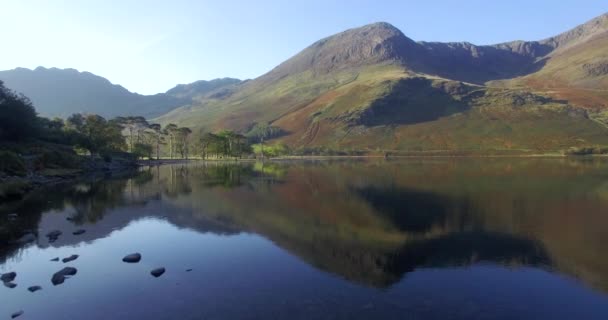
[0,150,26,176]
[564,146,608,156]
[0,180,31,199]
[33,148,81,170]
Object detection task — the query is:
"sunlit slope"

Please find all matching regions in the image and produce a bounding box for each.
[156,15,608,152]
[492,14,608,108]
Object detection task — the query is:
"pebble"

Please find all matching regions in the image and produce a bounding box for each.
[62,255,79,263]
[11,310,23,319]
[4,282,17,289]
[51,267,78,285]
[122,253,142,263]
[50,257,60,262]
[28,286,42,292]
[46,230,62,243]
[150,268,166,278]
[1,272,16,283]
[72,229,86,235]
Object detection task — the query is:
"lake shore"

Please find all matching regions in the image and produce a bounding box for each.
[137,153,608,166]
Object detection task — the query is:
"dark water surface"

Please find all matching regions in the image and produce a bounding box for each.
[2,158,608,319]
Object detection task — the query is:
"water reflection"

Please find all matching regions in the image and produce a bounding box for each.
[2,158,608,318]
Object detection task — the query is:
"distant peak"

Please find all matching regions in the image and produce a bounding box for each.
[540,12,608,50]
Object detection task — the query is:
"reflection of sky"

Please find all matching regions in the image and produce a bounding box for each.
[2,217,608,319]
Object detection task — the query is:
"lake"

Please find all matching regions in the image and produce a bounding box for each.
[2,158,608,319]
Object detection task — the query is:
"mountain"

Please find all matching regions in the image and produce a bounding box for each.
[165,77,242,100]
[0,67,241,118]
[156,13,608,153]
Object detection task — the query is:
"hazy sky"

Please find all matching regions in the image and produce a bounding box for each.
[1,1,606,94]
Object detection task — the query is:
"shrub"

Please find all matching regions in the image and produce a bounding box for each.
[564,146,608,156]
[0,150,26,176]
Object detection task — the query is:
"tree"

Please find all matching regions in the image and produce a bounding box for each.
[65,114,125,154]
[148,123,163,160]
[199,132,221,159]
[163,124,178,159]
[175,127,192,159]
[0,80,38,141]
[113,116,149,152]
[132,142,153,159]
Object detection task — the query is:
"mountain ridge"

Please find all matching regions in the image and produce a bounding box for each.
[3,12,608,153]
[156,12,608,153]
[0,67,241,118]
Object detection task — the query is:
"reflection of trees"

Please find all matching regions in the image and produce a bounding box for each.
[0,170,145,261]
[4,159,608,292]
[148,160,608,291]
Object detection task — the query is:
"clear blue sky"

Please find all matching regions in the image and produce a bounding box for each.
[1,0,606,94]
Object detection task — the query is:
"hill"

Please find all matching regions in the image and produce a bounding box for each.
[156,14,608,153]
[0,67,241,119]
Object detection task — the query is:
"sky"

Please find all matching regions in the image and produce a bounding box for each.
[1,0,606,94]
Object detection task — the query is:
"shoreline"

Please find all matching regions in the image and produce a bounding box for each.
[136,153,608,166]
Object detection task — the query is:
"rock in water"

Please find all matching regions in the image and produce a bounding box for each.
[46,230,62,242]
[50,257,60,262]
[186,269,193,272]
[28,285,42,292]
[4,282,17,289]
[150,268,166,278]
[62,254,79,263]
[73,229,86,235]
[122,253,141,263]
[51,267,77,285]
[1,272,17,282]
[11,310,23,319]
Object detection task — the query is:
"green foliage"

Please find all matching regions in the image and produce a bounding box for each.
[0,150,27,176]
[132,143,153,159]
[198,130,250,159]
[246,123,286,143]
[65,114,126,154]
[0,80,38,141]
[252,143,290,158]
[34,148,81,170]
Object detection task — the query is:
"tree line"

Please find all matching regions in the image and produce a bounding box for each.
[1,80,294,163]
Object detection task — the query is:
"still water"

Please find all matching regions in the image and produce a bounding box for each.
[1,158,608,319]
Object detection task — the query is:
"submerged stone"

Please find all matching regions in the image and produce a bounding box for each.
[51,267,78,285]
[62,255,79,263]
[122,253,142,263]
[28,285,42,292]
[151,268,166,278]
[72,229,86,235]
[50,257,60,262]
[46,230,62,243]
[4,282,17,289]
[11,310,23,319]
[1,272,16,282]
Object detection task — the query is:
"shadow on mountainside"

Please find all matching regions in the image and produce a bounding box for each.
[357,77,471,126]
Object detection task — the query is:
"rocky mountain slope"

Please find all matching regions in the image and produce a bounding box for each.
[157,13,608,153]
[3,12,607,153]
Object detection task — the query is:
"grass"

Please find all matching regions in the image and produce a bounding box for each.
[156,59,608,154]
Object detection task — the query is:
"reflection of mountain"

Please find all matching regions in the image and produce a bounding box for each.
[2,160,608,292]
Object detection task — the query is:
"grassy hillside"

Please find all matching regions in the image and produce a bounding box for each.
[154,15,608,154]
